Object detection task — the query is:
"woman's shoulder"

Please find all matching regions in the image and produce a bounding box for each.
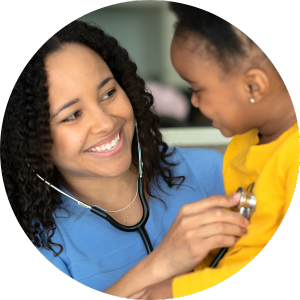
[165,146,223,167]
[163,146,224,194]
[162,147,223,184]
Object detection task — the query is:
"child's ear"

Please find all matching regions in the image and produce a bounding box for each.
[244,68,269,103]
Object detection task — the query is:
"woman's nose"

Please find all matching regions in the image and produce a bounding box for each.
[89,107,115,135]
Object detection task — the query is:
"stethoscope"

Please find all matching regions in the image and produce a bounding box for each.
[210,183,257,268]
[30,121,153,254]
[30,119,257,261]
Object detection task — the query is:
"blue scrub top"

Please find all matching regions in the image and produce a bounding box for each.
[38,147,224,291]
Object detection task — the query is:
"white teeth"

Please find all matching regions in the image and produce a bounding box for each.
[111,139,116,147]
[89,133,120,153]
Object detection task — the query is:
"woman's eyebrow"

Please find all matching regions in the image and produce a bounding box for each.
[97,76,114,90]
[52,99,80,119]
[51,76,115,119]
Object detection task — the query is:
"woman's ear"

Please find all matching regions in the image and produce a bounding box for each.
[245,68,270,103]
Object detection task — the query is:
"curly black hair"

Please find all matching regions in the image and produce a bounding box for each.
[169,2,262,71]
[0,20,185,256]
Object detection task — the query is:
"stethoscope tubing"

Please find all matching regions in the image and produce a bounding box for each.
[209,248,228,268]
[90,177,153,254]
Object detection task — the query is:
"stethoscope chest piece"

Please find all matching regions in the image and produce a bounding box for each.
[233,183,256,219]
[209,182,257,268]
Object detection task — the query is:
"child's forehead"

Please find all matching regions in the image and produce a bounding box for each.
[173,31,218,60]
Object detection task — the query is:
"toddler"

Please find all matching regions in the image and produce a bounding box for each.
[168,3,299,297]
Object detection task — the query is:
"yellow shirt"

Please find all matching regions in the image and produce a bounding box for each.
[172,123,300,297]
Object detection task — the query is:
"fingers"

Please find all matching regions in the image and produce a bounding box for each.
[178,192,242,217]
[197,208,249,228]
[184,233,240,258]
[202,234,239,250]
[196,222,247,239]
[174,207,249,235]
[174,219,246,252]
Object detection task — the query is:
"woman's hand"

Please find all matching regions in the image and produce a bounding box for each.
[129,278,173,299]
[104,192,249,298]
[148,192,249,282]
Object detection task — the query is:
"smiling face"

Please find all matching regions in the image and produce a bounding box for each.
[46,43,135,181]
[170,34,261,138]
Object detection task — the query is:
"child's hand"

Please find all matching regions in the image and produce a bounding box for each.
[149,192,249,283]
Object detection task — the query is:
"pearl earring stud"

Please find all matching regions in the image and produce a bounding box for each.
[250,98,255,104]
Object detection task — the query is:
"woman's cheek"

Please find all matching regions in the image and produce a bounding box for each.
[51,128,80,162]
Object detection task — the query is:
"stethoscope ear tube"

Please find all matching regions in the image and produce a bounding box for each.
[137,177,153,253]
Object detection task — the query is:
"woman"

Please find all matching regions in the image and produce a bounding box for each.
[0,20,248,297]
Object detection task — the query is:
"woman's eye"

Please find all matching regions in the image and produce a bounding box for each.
[61,89,116,122]
[63,111,82,122]
[103,88,116,100]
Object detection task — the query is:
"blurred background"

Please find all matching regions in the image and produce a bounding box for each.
[78,0,231,154]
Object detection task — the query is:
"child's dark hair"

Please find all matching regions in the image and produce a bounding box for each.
[169,2,268,72]
[0,20,184,256]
